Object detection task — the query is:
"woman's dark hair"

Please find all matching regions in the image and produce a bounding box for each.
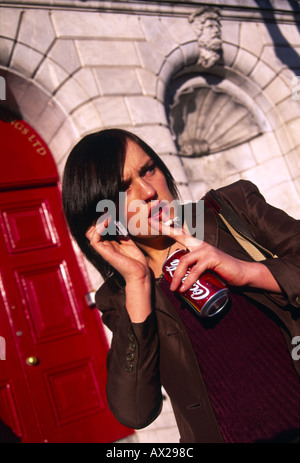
[62,128,179,285]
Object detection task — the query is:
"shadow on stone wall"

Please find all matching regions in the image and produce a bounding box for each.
[254,0,300,72]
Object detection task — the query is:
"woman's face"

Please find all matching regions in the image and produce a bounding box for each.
[120,140,176,239]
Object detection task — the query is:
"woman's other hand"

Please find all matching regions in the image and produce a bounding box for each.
[151,217,282,295]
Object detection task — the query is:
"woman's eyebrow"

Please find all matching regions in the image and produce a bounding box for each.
[121,159,154,187]
[139,159,155,175]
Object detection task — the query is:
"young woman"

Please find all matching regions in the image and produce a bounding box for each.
[62,128,300,443]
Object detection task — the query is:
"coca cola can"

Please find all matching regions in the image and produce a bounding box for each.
[162,249,229,318]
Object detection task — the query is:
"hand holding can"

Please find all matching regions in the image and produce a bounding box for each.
[162,249,229,318]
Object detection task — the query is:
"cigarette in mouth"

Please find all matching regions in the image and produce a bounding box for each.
[163,216,180,226]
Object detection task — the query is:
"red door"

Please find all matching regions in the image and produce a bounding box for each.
[0,119,133,443]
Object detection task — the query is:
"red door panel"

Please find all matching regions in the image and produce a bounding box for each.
[0,120,133,442]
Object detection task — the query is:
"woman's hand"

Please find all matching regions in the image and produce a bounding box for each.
[86,219,152,323]
[86,218,150,283]
[151,217,282,294]
[86,220,152,323]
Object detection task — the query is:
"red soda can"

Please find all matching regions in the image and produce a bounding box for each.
[162,249,229,318]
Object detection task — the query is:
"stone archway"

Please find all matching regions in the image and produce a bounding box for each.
[0,68,78,176]
[164,64,298,217]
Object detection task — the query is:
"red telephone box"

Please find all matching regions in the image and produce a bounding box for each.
[0,119,133,443]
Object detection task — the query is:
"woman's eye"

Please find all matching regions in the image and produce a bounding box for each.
[144,165,155,176]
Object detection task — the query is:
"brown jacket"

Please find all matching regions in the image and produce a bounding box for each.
[95,180,300,443]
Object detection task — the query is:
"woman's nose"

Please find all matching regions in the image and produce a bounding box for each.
[137,178,157,201]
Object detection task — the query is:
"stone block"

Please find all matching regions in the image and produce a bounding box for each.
[51,11,144,40]
[0,7,22,40]
[178,183,194,203]
[16,83,50,124]
[222,42,238,67]
[94,68,142,96]
[226,69,260,99]
[241,156,291,190]
[285,119,300,148]
[232,48,258,76]
[261,46,286,73]
[278,23,300,47]
[74,68,100,99]
[254,91,274,115]
[76,40,140,67]
[264,106,284,131]
[250,132,282,164]
[188,181,209,202]
[221,20,240,47]
[125,96,167,125]
[35,58,68,94]
[276,97,300,124]
[180,41,199,67]
[0,38,14,66]
[250,60,276,89]
[48,39,81,74]
[129,125,177,155]
[135,41,165,75]
[10,43,43,76]
[94,97,131,127]
[258,22,289,47]
[156,77,165,103]
[71,102,104,134]
[240,22,264,57]
[159,59,176,85]
[264,76,291,104]
[181,142,256,185]
[4,71,31,104]
[164,47,185,78]
[55,77,89,113]
[36,101,67,144]
[159,154,188,184]
[181,154,220,184]
[140,16,179,57]
[285,149,300,180]
[280,67,298,88]
[275,125,297,154]
[49,118,78,165]
[18,9,55,54]
[294,177,300,206]
[135,68,157,97]
[161,17,196,45]
[263,181,300,219]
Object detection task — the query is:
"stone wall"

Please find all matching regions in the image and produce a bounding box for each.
[1,0,300,443]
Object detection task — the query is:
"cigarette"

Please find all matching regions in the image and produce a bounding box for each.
[164,216,180,226]
[114,220,128,236]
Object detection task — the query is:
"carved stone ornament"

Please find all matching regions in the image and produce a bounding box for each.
[169,85,262,157]
[189,7,223,68]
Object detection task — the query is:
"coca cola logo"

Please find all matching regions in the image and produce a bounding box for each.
[165,258,210,300]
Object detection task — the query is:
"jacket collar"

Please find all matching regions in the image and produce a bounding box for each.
[203,205,219,247]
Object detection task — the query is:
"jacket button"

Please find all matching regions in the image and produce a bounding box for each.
[128,333,135,341]
[126,353,134,361]
[296,296,300,305]
[125,363,133,373]
[128,342,136,352]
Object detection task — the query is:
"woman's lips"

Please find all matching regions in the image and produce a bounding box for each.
[148,201,168,219]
